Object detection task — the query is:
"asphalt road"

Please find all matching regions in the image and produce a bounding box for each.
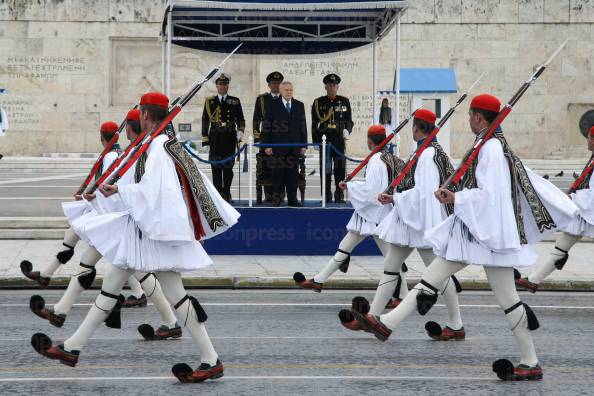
[0,289,592,395]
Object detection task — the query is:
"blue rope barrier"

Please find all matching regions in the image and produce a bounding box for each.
[329,144,362,163]
[182,141,247,165]
[253,142,320,148]
[325,143,332,174]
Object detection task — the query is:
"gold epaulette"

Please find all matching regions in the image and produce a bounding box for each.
[314,98,333,123]
[205,98,221,122]
[258,94,267,118]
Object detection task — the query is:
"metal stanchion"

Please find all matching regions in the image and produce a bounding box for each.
[248,136,254,207]
[322,135,326,208]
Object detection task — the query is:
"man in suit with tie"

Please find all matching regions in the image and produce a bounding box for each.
[261,81,307,207]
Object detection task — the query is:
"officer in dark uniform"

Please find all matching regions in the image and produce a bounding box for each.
[201,73,245,202]
[253,71,283,204]
[311,73,353,203]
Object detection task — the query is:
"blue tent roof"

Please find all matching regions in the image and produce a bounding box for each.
[379,68,457,94]
[163,1,408,54]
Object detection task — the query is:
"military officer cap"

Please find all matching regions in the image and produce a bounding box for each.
[323,73,341,84]
[216,73,231,84]
[266,71,284,83]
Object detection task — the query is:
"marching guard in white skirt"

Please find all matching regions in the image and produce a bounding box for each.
[293,125,406,296]
[516,126,594,292]
[26,111,182,340]
[31,93,240,383]
[21,118,170,327]
[19,121,131,289]
[351,94,578,380]
[339,109,465,341]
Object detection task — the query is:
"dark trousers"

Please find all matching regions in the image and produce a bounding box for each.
[319,144,346,195]
[212,166,234,201]
[271,154,299,204]
[256,151,273,202]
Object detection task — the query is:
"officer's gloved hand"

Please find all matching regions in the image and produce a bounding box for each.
[237,131,244,141]
[343,129,350,139]
[201,144,210,153]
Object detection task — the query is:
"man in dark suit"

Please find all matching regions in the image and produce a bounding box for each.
[261,81,307,207]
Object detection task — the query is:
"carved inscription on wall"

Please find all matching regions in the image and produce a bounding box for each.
[0,98,40,128]
[4,56,86,81]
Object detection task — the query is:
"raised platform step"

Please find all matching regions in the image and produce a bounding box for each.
[0,217,68,229]
[0,228,65,239]
[0,215,588,243]
[42,153,97,158]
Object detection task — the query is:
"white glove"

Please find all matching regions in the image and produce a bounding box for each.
[343,129,350,139]
[237,131,244,141]
[202,145,210,153]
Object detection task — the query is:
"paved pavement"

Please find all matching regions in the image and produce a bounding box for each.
[1,238,593,290]
[1,156,592,290]
[0,289,592,395]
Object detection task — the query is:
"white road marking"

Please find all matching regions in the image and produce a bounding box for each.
[0,186,80,188]
[0,197,72,200]
[0,336,353,341]
[0,375,494,382]
[2,302,593,309]
[0,173,86,186]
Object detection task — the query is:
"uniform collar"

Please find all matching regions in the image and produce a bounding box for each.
[417,136,437,148]
[218,94,226,102]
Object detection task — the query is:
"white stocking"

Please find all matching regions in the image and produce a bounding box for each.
[528,232,581,284]
[372,237,388,256]
[126,276,144,298]
[53,246,102,316]
[40,228,80,278]
[418,249,463,330]
[485,266,538,366]
[380,257,466,330]
[156,272,218,365]
[64,265,133,351]
[135,272,177,328]
[369,244,413,315]
[314,232,365,283]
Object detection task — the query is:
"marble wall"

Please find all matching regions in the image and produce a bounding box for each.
[1,0,593,158]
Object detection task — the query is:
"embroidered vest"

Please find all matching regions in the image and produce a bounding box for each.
[575,154,594,191]
[95,144,121,182]
[398,142,455,214]
[459,132,555,244]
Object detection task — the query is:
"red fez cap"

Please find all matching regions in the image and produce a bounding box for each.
[100,121,119,134]
[368,125,386,137]
[414,109,436,124]
[126,109,140,121]
[471,94,501,113]
[590,126,594,136]
[140,92,169,109]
